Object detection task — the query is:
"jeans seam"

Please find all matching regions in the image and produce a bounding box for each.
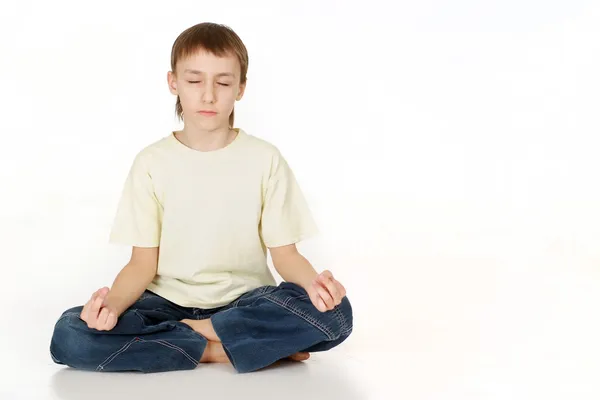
[96,337,199,371]
[133,310,145,325]
[333,305,352,336]
[264,295,335,340]
[97,337,139,371]
[139,338,199,367]
[261,285,275,294]
[233,286,277,308]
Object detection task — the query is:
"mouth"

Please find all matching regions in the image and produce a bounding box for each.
[198,111,217,116]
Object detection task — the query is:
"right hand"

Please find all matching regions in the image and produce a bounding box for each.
[80,287,119,331]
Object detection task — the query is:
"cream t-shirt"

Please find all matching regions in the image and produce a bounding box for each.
[109,128,319,308]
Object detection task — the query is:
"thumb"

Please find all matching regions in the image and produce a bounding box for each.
[102,300,119,317]
[98,287,110,306]
[309,288,326,312]
[318,298,327,312]
[107,307,118,319]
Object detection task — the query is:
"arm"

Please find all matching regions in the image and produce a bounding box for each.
[270,244,318,291]
[104,246,159,316]
[270,244,346,312]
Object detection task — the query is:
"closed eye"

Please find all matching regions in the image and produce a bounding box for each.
[187,81,230,86]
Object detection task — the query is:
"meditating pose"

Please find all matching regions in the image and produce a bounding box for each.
[49,22,353,374]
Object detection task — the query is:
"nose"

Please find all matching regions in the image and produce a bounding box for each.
[202,85,215,103]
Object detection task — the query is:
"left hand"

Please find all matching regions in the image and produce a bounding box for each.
[307,270,347,313]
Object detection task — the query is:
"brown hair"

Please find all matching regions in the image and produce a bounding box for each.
[170,22,249,126]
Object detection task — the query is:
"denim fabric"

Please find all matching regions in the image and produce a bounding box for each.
[50,282,353,373]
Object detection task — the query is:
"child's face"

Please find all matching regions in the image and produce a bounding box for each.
[168,48,245,129]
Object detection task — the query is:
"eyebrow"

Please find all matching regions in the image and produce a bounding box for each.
[183,69,235,78]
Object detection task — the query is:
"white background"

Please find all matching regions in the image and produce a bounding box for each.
[1,0,599,398]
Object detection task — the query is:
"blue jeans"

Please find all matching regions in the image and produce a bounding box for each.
[49,282,353,373]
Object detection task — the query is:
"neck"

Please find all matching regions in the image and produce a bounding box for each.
[178,124,236,152]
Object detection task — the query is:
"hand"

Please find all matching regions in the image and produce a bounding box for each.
[79,287,118,331]
[307,270,347,313]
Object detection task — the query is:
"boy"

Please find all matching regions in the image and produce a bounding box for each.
[50,22,352,374]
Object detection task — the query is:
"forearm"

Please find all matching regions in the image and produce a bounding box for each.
[273,251,319,291]
[105,262,156,316]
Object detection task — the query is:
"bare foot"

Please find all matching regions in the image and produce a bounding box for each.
[184,319,311,364]
[200,341,230,363]
[181,318,220,342]
[287,352,310,361]
[199,341,310,365]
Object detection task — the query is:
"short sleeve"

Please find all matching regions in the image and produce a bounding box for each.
[260,153,319,248]
[109,152,162,247]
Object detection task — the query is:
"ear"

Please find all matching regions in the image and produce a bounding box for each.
[236,81,246,101]
[167,71,178,95]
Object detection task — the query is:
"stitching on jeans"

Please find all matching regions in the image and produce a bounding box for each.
[250,290,277,307]
[97,337,139,371]
[139,339,199,367]
[278,292,307,308]
[133,310,146,325]
[333,307,346,332]
[264,295,335,340]
[234,286,277,308]
[333,305,352,336]
[290,294,308,307]
[265,295,334,340]
[96,337,199,371]
[284,296,293,307]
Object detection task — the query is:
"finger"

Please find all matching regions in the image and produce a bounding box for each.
[335,280,347,298]
[81,289,100,322]
[94,287,109,307]
[319,274,341,304]
[319,274,340,303]
[320,270,334,280]
[310,288,327,312]
[80,299,91,321]
[97,307,110,330]
[313,281,335,310]
[317,298,327,313]
[100,290,111,308]
[308,289,324,313]
[97,287,109,301]
[89,292,105,320]
[106,311,118,331]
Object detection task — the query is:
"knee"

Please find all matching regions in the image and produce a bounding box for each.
[49,308,90,367]
[308,295,353,345]
[332,296,353,339]
[276,282,353,341]
[310,295,354,341]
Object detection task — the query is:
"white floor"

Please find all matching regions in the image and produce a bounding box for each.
[2,224,600,399]
[3,345,373,400]
[2,316,372,399]
[2,281,599,400]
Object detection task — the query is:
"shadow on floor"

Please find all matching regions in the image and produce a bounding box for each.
[50,357,368,400]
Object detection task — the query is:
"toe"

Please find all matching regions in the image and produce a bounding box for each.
[288,352,310,361]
